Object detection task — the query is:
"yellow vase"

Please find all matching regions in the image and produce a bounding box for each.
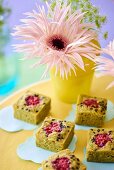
[50,58,94,103]
[50,40,100,104]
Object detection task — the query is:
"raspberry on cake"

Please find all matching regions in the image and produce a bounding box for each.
[36,117,75,152]
[86,128,114,162]
[13,91,51,124]
[42,149,86,170]
[75,94,107,127]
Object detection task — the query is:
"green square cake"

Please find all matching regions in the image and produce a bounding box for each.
[42,149,86,170]
[75,94,107,127]
[13,91,51,124]
[86,128,114,162]
[36,117,75,152]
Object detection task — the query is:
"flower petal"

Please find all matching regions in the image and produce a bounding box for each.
[13,1,99,78]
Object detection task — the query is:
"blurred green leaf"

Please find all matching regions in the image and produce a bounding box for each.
[0,0,11,48]
[104,32,108,39]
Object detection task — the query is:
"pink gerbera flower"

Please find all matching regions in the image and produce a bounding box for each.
[13,0,99,78]
[96,40,114,89]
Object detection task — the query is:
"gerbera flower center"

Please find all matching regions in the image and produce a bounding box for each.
[47,35,68,51]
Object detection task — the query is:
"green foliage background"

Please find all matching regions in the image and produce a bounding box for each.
[44,0,108,39]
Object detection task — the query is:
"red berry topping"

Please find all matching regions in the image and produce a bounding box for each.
[52,157,70,170]
[83,99,98,108]
[44,122,62,136]
[94,133,112,147]
[25,95,40,106]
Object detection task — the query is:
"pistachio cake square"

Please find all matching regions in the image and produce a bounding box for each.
[42,149,86,170]
[75,94,107,127]
[86,128,114,162]
[36,117,75,152]
[13,91,51,124]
